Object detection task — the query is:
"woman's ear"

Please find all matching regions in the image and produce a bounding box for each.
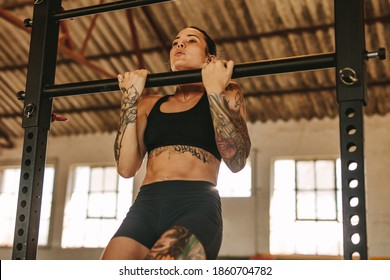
[206,55,215,63]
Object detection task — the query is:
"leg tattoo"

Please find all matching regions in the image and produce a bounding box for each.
[145,226,206,260]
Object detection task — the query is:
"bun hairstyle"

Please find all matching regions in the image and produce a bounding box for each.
[188,26,217,57]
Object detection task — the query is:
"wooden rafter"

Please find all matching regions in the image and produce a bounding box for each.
[0,7,115,78]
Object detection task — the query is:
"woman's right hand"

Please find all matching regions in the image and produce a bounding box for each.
[118,70,150,106]
[114,70,150,170]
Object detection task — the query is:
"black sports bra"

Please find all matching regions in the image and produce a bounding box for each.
[144,93,221,160]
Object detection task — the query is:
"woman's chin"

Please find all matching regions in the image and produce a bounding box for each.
[172,65,201,72]
[171,60,204,71]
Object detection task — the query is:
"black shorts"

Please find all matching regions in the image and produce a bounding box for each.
[112,180,223,260]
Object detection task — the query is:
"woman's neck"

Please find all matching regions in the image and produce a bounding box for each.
[174,84,204,102]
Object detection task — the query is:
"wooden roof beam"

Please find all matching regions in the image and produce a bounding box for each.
[0,7,115,78]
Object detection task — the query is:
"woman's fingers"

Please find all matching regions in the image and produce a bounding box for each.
[225,60,234,74]
[117,74,124,83]
[201,59,235,94]
[118,70,149,82]
[205,59,234,70]
[117,70,150,96]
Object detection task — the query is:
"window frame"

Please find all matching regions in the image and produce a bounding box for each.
[62,163,134,248]
[294,159,340,222]
[270,156,343,256]
[0,161,56,248]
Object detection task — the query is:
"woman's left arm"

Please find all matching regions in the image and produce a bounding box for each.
[202,59,251,172]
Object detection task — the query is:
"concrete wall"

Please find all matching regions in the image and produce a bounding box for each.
[1,114,389,259]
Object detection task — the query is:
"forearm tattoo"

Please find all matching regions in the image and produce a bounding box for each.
[148,145,213,163]
[207,87,251,172]
[114,85,141,162]
[144,226,206,260]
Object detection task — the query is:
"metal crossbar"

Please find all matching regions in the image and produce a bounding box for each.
[52,0,173,20]
[44,53,335,97]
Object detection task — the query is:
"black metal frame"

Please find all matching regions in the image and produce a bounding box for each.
[13,0,370,259]
[12,0,61,260]
[335,0,368,260]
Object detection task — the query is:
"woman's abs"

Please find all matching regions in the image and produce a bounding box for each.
[142,145,220,185]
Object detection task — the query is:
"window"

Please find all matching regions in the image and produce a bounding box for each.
[295,160,339,221]
[270,159,343,256]
[216,159,252,197]
[0,166,55,247]
[62,165,133,248]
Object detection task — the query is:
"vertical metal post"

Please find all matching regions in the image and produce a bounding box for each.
[12,0,61,260]
[335,0,368,259]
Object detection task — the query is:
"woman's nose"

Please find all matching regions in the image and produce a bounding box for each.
[177,41,185,48]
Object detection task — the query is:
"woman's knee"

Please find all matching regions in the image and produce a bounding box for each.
[101,236,150,260]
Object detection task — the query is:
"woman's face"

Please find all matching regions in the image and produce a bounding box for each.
[170,28,208,71]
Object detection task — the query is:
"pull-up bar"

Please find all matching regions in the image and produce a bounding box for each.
[44,53,335,97]
[52,0,173,20]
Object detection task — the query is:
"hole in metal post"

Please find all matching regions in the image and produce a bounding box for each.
[346,108,356,118]
[347,125,357,135]
[347,143,357,153]
[352,252,361,260]
[348,161,358,171]
[350,215,360,226]
[349,179,358,189]
[351,233,361,245]
[350,197,359,207]
[20,200,27,208]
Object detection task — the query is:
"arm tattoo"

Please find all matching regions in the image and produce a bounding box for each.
[114,85,141,163]
[207,88,251,172]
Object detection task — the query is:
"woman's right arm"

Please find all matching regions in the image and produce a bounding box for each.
[114,70,149,178]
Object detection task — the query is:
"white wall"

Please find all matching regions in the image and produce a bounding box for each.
[1,114,389,259]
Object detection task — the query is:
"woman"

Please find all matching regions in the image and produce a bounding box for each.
[101,26,251,260]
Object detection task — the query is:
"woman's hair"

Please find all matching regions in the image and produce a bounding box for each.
[188,26,217,57]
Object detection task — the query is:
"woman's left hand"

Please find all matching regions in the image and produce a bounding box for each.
[201,58,234,94]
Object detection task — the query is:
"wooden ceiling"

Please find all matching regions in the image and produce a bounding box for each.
[0,0,389,149]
